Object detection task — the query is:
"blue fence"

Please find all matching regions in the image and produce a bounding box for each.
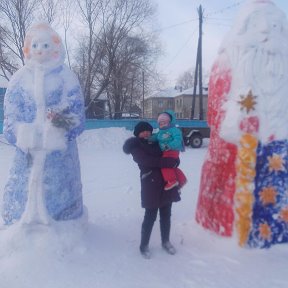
[0,119,208,134]
[85,119,208,130]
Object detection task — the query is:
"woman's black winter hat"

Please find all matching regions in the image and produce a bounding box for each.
[133,121,153,137]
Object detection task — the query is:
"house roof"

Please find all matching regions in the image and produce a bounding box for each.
[146,86,208,99]
[175,86,208,96]
[146,87,182,99]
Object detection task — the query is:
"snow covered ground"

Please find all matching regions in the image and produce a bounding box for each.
[0,128,287,288]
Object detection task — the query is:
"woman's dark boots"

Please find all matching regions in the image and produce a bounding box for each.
[162,241,176,255]
[160,205,176,255]
[140,209,157,259]
[139,206,176,258]
[140,224,153,259]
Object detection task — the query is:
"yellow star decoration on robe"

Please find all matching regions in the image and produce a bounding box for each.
[238,90,257,113]
[259,187,277,205]
[259,223,272,240]
[268,154,285,172]
[280,207,288,222]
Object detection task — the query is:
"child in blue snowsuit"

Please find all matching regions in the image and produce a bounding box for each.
[150,110,187,190]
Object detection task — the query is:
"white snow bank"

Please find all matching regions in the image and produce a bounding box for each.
[0,128,287,288]
[77,127,133,150]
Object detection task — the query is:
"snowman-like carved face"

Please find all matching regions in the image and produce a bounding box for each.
[244,9,283,45]
[30,34,54,64]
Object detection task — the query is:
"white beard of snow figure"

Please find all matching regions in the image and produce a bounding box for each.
[195,0,288,248]
[2,23,85,226]
[220,2,288,143]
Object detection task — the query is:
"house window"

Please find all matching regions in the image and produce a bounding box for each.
[158,100,163,107]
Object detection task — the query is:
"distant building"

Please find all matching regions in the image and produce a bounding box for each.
[143,87,178,119]
[174,87,208,119]
[143,86,208,119]
[86,99,107,119]
[86,92,107,119]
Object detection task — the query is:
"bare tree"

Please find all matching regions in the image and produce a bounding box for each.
[74,0,157,117]
[106,36,145,118]
[106,32,161,119]
[59,0,76,69]
[176,69,194,90]
[0,0,162,120]
[38,0,59,24]
[0,0,77,81]
[0,0,38,79]
[74,0,102,109]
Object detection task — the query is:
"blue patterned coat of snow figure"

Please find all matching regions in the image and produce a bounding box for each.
[2,24,85,225]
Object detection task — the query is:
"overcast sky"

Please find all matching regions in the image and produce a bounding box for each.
[1,0,288,89]
[155,0,288,86]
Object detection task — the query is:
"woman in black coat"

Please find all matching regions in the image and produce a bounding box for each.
[123,121,181,258]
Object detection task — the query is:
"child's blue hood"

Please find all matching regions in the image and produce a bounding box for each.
[163,109,176,125]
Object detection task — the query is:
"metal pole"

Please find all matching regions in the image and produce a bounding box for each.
[191,45,199,120]
[198,5,204,120]
[142,70,145,118]
[190,5,204,120]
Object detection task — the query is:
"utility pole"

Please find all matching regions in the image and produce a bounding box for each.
[142,70,145,118]
[191,5,204,120]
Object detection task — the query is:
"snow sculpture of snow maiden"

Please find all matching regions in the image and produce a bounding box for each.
[195,0,288,248]
[2,23,85,225]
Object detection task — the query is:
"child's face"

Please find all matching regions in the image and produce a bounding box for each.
[158,120,170,129]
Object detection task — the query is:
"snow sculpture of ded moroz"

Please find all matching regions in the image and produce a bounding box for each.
[195,0,288,248]
[2,23,85,225]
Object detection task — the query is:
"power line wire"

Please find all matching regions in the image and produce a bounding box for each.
[204,17,233,21]
[153,1,244,35]
[153,18,198,33]
[156,1,245,84]
[165,28,198,69]
[204,21,232,28]
[205,1,245,17]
